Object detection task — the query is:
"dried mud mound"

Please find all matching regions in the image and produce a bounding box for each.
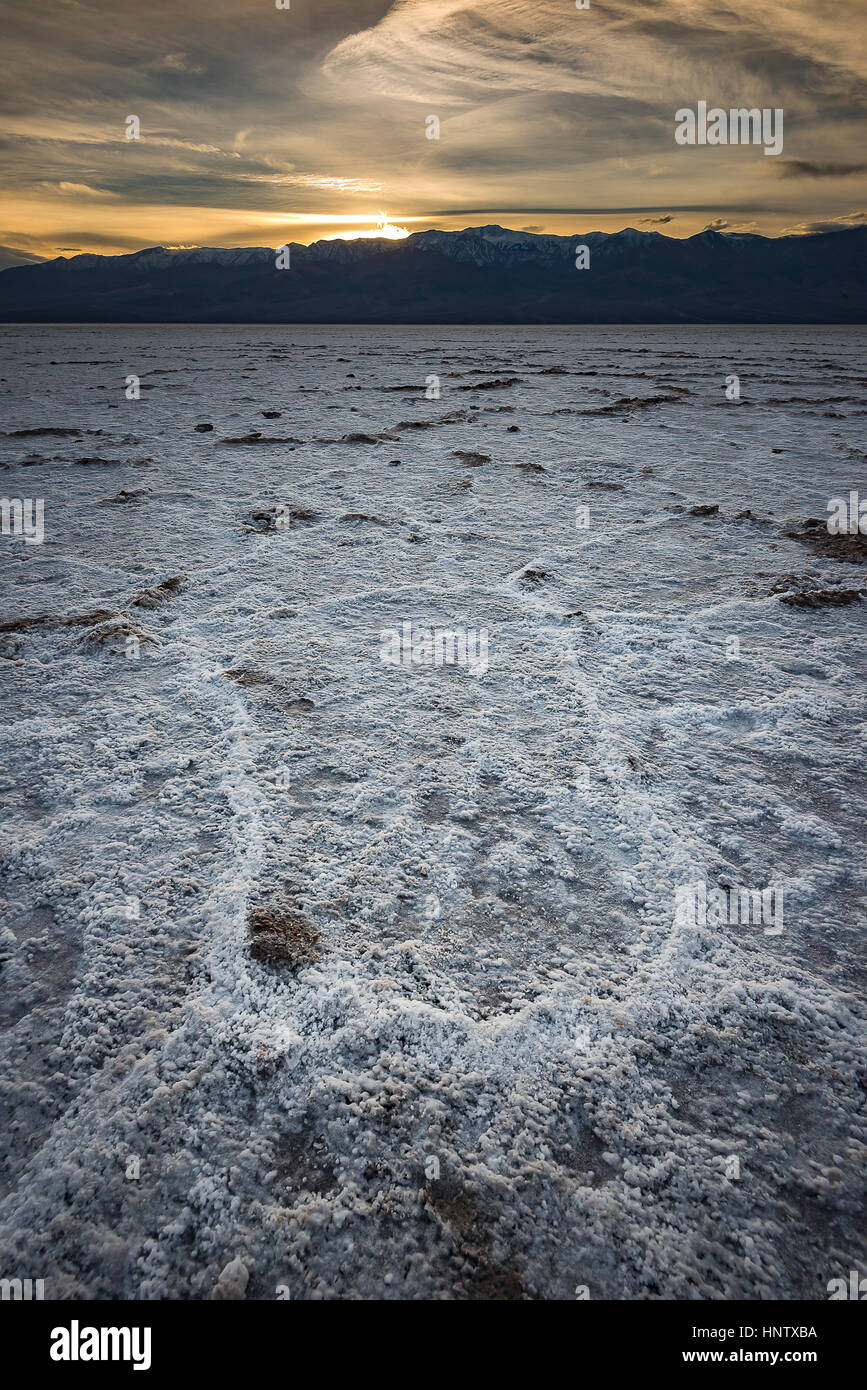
[248,907,321,970]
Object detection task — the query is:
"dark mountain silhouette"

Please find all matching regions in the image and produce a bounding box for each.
[0,224,864,322]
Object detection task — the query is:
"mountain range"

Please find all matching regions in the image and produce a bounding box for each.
[0,224,864,323]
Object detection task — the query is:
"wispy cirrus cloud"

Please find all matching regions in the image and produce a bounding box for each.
[42,181,119,198]
[776,159,867,179]
[0,0,864,255]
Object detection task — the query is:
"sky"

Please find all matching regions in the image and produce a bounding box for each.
[0,0,865,264]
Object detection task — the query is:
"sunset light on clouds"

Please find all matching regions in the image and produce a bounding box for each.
[0,0,865,260]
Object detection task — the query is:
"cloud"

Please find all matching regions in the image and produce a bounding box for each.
[50,181,119,197]
[781,209,867,234]
[146,138,234,155]
[0,244,45,270]
[156,53,204,75]
[776,160,867,179]
[703,216,758,232]
[322,0,867,116]
[1,0,865,254]
[239,171,384,192]
[428,205,766,217]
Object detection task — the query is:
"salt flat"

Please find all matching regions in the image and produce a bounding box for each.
[0,324,864,1299]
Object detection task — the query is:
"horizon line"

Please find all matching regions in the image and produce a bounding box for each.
[7,220,863,267]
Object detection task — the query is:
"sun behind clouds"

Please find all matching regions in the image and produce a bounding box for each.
[324,217,410,242]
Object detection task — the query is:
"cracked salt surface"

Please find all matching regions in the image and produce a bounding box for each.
[0,324,865,1299]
